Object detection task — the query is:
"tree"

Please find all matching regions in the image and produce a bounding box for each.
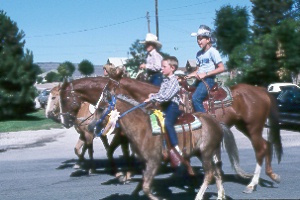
[0,10,39,119]
[57,61,75,78]
[228,36,280,86]
[274,19,300,82]
[125,39,170,78]
[78,59,94,76]
[214,5,250,56]
[124,40,147,78]
[45,71,61,82]
[251,0,294,37]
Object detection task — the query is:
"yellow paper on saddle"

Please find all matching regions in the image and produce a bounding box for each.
[151,109,165,135]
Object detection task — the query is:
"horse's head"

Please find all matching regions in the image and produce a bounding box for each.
[59,79,82,128]
[45,85,61,123]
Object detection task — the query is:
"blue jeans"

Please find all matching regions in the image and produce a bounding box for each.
[149,72,163,86]
[192,77,215,113]
[163,102,181,147]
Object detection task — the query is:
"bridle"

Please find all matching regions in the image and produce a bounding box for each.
[59,82,83,126]
[59,78,120,127]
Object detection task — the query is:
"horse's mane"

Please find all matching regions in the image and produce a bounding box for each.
[116,94,147,113]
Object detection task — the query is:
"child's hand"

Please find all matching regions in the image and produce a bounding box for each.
[139,63,146,69]
[185,74,195,79]
[144,98,150,103]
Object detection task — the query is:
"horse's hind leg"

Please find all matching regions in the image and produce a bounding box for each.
[265,140,280,183]
[195,159,214,200]
[213,150,225,200]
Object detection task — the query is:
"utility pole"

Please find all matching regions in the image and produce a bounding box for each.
[146,12,151,33]
[155,0,159,39]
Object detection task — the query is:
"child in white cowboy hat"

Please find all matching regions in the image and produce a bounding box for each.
[139,33,163,86]
[185,25,225,113]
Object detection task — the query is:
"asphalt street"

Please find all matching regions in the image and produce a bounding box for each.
[0,126,300,200]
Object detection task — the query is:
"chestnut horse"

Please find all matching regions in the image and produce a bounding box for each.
[45,83,130,176]
[95,94,227,200]
[179,77,283,193]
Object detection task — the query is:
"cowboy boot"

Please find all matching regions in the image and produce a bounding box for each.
[168,148,182,168]
[169,148,195,176]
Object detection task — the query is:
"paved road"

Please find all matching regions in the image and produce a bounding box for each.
[0,126,299,200]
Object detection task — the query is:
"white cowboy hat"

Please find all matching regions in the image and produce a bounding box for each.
[140,33,162,48]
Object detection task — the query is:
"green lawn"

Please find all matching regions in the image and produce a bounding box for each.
[0,109,63,133]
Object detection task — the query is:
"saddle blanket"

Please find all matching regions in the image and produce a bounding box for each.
[152,114,202,136]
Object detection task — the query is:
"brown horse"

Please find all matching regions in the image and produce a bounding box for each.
[59,76,282,193]
[179,77,283,193]
[95,94,227,200]
[58,77,250,177]
[46,83,130,176]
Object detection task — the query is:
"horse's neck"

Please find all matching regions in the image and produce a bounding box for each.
[120,78,159,102]
[75,83,104,105]
[116,99,154,145]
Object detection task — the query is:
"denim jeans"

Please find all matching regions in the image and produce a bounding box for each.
[192,77,215,113]
[163,102,181,147]
[149,72,163,86]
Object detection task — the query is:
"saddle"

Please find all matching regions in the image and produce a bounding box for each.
[150,110,201,168]
[179,79,233,115]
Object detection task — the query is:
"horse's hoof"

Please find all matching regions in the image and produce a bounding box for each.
[89,169,96,174]
[243,185,256,193]
[115,171,125,183]
[73,164,80,169]
[272,174,281,183]
[124,179,131,184]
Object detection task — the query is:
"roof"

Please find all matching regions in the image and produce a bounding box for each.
[107,57,128,67]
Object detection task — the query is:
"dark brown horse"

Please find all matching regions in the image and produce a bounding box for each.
[95,93,229,199]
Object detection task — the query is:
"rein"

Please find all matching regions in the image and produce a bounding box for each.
[94,95,147,136]
[119,101,147,118]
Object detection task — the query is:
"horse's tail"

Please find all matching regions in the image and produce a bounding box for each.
[220,122,252,179]
[267,93,283,164]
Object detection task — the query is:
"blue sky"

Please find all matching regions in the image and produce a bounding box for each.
[1,0,252,67]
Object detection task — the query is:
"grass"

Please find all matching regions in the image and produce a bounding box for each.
[0,109,63,133]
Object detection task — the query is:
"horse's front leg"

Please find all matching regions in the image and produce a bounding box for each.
[74,138,85,160]
[142,161,160,200]
[100,135,110,151]
[243,135,266,193]
[85,131,95,174]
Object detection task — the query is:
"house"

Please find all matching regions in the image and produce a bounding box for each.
[107,57,128,67]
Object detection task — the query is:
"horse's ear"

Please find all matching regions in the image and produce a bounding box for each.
[61,77,68,89]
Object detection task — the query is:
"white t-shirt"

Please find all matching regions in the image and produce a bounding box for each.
[196,47,222,74]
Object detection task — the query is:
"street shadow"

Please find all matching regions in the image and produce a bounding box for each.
[57,157,277,199]
[280,124,300,132]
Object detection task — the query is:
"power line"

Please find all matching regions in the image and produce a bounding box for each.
[26,16,145,38]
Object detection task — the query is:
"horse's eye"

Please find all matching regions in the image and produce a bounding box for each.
[52,97,56,100]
